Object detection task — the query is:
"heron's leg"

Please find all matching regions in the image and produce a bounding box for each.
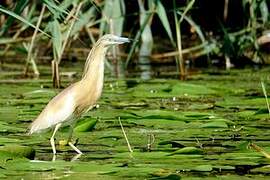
[68,142,82,154]
[50,123,62,154]
[67,124,74,143]
[67,121,82,154]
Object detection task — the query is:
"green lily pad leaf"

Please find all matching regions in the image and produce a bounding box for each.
[0,122,25,133]
[131,81,216,98]
[200,120,228,128]
[170,147,203,155]
[237,110,255,117]
[131,109,186,120]
[216,97,267,110]
[0,145,35,159]
[6,160,68,171]
[254,108,269,115]
[171,83,217,96]
[131,83,173,98]
[192,164,213,172]
[158,141,185,148]
[0,137,21,145]
[188,103,214,110]
[71,162,120,174]
[74,119,98,132]
[237,141,250,151]
[0,151,28,165]
[111,101,148,108]
[0,171,6,178]
[250,165,270,173]
[213,165,235,170]
[150,174,181,180]
[130,110,210,122]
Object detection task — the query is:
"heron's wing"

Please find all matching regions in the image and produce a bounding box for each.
[29,84,77,134]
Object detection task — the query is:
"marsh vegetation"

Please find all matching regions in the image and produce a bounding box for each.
[1,0,270,179]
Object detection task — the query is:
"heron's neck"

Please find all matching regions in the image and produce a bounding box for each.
[81,45,107,82]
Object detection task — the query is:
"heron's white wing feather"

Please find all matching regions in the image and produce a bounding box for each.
[29,86,76,134]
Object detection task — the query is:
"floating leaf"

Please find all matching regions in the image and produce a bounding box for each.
[74,119,98,132]
[251,165,270,173]
[192,164,213,172]
[254,108,269,115]
[0,145,35,160]
[200,120,228,128]
[150,174,181,180]
[213,165,235,170]
[170,147,203,155]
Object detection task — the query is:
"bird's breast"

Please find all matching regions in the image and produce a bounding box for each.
[75,70,104,115]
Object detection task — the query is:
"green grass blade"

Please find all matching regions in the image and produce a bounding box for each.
[48,19,62,61]
[173,0,180,73]
[42,0,71,20]
[259,0,269,24]
[125,11,152,68]
[156,0,174,45]
[0,5,50,37]
[0,0,29,35]
[261,81,270,116]
[177,11,205,43]
[70,6,96,36]
[179,0,195,23]
[100,0,125,36]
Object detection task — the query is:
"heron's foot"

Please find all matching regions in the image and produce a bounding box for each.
[59,139,78,146]
[58,139,82,154]
[59,139,68,146]
[68,142,83,154]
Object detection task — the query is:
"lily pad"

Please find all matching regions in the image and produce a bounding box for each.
[192,164,213,172]
[200,120,228,128]
[170,147,203,155]
[74,119,98,132]
[0,145,35,159]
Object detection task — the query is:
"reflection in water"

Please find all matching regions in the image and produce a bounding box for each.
[138,56,151,80]
[71,154,82,161]
[52,154,56,161]
[52,153,81,162]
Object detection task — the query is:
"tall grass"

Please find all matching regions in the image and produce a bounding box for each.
[0,0,269,83]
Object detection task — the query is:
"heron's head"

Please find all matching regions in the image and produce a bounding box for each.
[99,34,130,47]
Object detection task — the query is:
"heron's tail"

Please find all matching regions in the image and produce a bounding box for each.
[28,122,39,135]
[28,118,47,135]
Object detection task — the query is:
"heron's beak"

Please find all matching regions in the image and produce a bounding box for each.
[116,37,130,44]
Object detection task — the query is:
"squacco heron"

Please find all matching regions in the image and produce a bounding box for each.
[28,34,129,154]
